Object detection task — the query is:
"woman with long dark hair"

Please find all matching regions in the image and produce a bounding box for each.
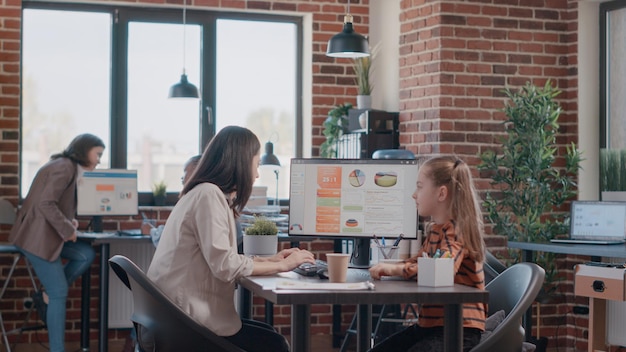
[148,126,314,351]
[10,133,105,352]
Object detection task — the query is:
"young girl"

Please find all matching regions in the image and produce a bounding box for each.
[369,155,486,352]
[147,126,314,352]
[10,133,104,352]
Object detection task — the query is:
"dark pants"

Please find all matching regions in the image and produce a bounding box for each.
[369,325,481,352]
[225,319,289,352]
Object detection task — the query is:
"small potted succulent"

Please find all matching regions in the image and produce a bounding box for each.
[152,180,167,206]
[243,216,278,256]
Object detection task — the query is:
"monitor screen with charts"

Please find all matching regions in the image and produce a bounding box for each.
[288,158,419,239]
[77,169,138,217]
[551,201,626,244]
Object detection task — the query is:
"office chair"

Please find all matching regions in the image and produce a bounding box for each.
[469,262,545,352]
[484,250,507,284]
[0,199,44,352]
[108,255,245,352]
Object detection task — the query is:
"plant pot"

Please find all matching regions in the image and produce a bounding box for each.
[601,191,626,201]
[153,195,166,206]
[243,235,278,256]
[356,95,371,110]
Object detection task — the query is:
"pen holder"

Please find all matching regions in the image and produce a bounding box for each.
[417,257,454,287]
[377,245,399,262]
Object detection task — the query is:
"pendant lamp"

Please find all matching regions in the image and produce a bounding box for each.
[326,1,370,58]
[169,0,199,99]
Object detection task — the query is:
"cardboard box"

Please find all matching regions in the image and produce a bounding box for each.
[418,257,454,287]
[574,264,626,301]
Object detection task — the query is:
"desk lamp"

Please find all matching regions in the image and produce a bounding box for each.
[260,141,281,206]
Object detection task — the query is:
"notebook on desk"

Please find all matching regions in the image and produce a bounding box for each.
[550,201,626,245]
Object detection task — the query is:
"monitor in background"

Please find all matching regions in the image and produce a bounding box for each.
[77,169,138,232]
[289,158,419,267]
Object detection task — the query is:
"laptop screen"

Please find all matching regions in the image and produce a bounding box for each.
[570,201,626,241]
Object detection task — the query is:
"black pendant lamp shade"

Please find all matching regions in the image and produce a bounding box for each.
[326,14,370,58]
[260,141,280,167]
[168,0,199,99]
[169,73,199,99]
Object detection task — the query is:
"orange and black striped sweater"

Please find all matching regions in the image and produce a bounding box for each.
[402,221,486,331]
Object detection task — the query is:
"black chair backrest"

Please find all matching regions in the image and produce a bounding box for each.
[109,255,245,352]
[470,262,545,352]
[484,251,507,284]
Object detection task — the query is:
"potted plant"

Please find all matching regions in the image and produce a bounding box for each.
[152,181,167,206]
[353,55,373,110]
[600,148,626,201]
[478,81,582,348]
[243,216,279,256]
[320,103,352,158]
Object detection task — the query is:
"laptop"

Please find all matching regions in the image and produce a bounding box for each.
[550,201,626,245]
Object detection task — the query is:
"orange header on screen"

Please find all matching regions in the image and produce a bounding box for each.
[96,184,115,192]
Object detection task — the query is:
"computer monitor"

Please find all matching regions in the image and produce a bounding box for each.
[288,158,419,267]
[77,169,138,232]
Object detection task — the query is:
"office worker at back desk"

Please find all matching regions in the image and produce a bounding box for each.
[368,155,486,352]
[147,126,315,352]
[9,133,104,352]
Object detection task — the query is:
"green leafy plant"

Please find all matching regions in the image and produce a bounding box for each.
[320,103,352,158]
[478,80,582,295]
[353,56,373,95]
[152,181,167,197]
[600,148,626,191]
[352,44,379,95]
[245,217,278,236]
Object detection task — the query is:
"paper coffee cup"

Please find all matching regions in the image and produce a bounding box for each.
[326,253,351,283]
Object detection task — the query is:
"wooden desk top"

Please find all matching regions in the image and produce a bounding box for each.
[238,270,489,306]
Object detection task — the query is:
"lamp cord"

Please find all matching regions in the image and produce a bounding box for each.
[182,0,188,74]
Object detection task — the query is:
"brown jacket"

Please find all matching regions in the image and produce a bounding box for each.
[10,157,78,261]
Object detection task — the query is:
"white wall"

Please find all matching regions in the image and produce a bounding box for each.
[578,1,601,200]
[369,0,400,112]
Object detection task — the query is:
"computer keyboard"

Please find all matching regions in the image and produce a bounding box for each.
[293,259,328,277]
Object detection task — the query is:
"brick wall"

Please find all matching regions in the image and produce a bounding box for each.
[0,0,596,350]
[398,1,586,350]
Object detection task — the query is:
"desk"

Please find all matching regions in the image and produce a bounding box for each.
[507,241,626,342]
[78,234,152,352]
[238,271,488,352]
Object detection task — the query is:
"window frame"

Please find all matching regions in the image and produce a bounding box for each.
[599,0,626,148]
[21,1,304,205]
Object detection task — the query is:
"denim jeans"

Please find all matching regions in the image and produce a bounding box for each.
[21,241,96,352]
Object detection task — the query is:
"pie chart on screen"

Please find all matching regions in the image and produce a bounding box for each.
[348,169,366,187]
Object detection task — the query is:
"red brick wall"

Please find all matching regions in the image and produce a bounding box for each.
[0,0,593,350]
[398,1,584,350]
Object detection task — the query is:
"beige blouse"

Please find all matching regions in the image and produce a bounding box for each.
[147,183,253,336]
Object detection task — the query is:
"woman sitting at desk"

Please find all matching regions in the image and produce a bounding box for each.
[147,126,314,352]
[368,155,486,352]
[10,133,104,352]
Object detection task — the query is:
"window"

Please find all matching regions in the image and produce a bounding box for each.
[21,3,302,202]
[600,0,626,149]
[21,8,112,195]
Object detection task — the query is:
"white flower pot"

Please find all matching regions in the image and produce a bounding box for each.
[356,95,372,110]
[243,235,278,256]
[601,191,626,202]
